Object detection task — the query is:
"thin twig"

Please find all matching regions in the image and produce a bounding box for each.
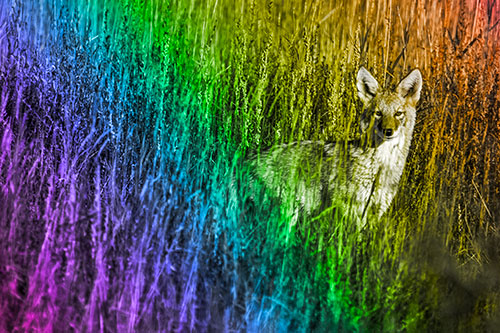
[472,179,493,219]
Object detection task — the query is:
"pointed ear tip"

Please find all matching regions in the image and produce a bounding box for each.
[401,69,423,88]
[412,68,423,79]
[357,67,364,76]
[358,66,368,74]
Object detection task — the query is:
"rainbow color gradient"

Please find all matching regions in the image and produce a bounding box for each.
[1,0,499,331]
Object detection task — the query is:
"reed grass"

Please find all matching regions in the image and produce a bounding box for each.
[0,0,499,331]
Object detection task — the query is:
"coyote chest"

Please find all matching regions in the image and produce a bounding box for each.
[339,134,409,219]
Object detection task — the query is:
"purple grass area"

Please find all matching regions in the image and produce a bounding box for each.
[0,1,227,331]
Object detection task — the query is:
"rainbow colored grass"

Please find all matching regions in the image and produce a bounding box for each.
[1,0,499,331]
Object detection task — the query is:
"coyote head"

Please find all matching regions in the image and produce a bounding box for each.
[356,67,422,141]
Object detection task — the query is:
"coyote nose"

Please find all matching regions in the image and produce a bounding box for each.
[384,129,393,137]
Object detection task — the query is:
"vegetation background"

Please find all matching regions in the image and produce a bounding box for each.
[0,0,499,331]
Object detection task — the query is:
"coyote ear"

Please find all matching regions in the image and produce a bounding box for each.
[357,67,379,105]
[397,69,422,107]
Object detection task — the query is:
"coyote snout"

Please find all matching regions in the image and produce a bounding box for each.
[247,67,422,226]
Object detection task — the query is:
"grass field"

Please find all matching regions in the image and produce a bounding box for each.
[1,0,499,331]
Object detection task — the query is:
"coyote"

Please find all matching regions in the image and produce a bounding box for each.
[246,67,422,226]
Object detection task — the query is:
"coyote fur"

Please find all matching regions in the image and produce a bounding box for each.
[246,67,422,225]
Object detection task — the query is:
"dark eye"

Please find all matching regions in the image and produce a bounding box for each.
[375,111,383,117]
[395,111,404,117]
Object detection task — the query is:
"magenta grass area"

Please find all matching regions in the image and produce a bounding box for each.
[1,0,500,332]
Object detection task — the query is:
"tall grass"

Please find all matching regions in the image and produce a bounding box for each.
[0,0,499,331]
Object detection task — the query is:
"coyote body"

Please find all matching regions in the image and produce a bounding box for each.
[247,68,422,225]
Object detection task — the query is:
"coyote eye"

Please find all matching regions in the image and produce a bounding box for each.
[395,111,404,117]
